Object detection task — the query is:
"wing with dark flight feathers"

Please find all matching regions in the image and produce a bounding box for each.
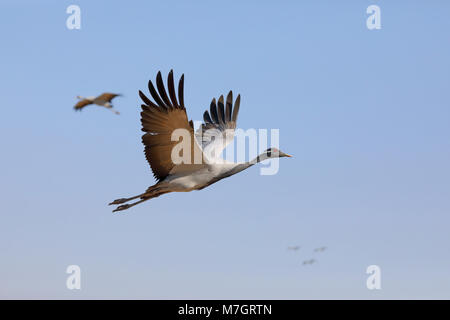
[96,93,120,102]
[195,91,240,160]
[139,70,203,181]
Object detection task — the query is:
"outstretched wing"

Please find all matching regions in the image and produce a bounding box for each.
[195,91,240,160]
[74,99,93,111]
[96,93,120,102]
[139,70,203,182]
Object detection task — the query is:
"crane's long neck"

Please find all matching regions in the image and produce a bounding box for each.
[253,152,272,164]
[228,152,272,175]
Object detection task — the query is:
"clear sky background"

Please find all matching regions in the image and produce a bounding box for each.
[0,0,449,299]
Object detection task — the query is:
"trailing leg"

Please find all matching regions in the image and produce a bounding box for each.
[109,193,145,205]
[110,184,172,212]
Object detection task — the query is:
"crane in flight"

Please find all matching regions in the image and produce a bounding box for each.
[109,70,291,212]
[74,93,121,114]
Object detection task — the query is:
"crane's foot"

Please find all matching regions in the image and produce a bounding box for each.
[112,204,130,212]
[109,198,129,205]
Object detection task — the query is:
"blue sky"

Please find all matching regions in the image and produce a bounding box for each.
[0,0,449,299]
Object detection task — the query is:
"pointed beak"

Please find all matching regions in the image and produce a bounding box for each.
[284,153,293,158]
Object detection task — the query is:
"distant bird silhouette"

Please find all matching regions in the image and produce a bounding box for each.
[74,93,121,114]
[288,246,301,251]
[302,259,316,265]
[313,246,327,253]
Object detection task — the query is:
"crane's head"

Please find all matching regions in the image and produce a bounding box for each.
[263,147,292,158]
